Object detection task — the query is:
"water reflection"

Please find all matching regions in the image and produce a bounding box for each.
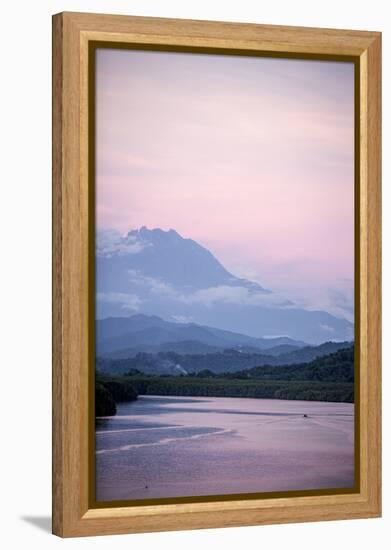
[96,396,354,502]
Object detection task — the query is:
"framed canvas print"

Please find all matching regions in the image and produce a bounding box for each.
[52,12,381,537]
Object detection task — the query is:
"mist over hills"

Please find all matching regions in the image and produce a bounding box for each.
[96,227,353,344]
[96,314,307,357]
[96,340,353,377]
[96,314,352,376]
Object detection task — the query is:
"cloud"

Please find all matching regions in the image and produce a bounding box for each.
[319,321,354,342]
[181,285,293,308]
[97,229,149,257]
[125,270,292,310]
[125,265,294,310]
[226,265,263,283]
[171,315,194,324]
[327,285,354,318]
[96,292,142,311]
[276,279,354,322]
[127,270,178,297]
[320,323,335,333]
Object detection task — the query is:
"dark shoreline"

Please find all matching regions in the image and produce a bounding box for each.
[96,346,354,415]
[96,373,353,415]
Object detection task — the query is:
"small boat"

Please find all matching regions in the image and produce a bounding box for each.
[303,414,308,418]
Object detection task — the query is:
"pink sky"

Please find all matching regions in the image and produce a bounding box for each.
[96,49,355,318]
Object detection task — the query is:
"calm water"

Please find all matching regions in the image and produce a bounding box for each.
[95,395,354,501]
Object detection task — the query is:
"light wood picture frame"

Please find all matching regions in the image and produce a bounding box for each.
[52,11,381,538]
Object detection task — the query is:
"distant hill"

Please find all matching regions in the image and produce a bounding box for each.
[96,314,308,357]
[106,341,303,359]
[106,340,222,358]
[226,346,354,383]
[96,339,353,376]
[271,341,354,365]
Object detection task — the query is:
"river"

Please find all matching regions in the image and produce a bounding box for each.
[96,395,354,501]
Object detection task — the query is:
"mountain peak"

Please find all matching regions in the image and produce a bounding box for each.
[128,226,181,239]
[98,226,270,294]
[96,227,353,343]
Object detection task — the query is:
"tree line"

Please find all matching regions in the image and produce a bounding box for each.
[95,346,354,416]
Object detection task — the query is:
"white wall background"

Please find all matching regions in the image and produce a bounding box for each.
[0,0,389,547]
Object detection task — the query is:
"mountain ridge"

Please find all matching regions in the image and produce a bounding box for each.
[96,227,354,344]
[96,341,354,376]
[96,314,308,357]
